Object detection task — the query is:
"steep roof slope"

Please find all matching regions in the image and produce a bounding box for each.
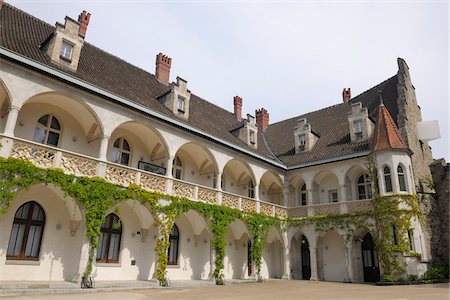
[372,100,407,152]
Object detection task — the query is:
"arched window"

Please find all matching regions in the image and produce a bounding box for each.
[33,114,61,147]
[357,174,372,200]
[168,224,179,265]
[172,156,183,179]
[299,184,307,206]
[397,165,407,192]
[383,166,393,193]
[7,201,45,260]
[112,137,131,166]
[96,213,122,263]
[248,180,255,198]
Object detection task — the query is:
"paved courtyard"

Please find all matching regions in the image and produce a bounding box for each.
[2,280,448,300]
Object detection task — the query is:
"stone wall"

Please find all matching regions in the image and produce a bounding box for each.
[428,159,449,266]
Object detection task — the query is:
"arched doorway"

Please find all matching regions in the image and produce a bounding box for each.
[361,233,380,282]
[247,239,252,276]
[300,235,311,280]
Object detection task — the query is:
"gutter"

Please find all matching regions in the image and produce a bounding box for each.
[0,46,371,171]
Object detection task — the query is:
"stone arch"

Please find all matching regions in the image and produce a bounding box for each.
[316,229,347,282]
[224,219,252,279]
[311,170,340,204]
[345,164,371,201]
[259,171,283,205]
[0,77,12,132]
[222,158,257,198]
[263,226,284,279]
[0,184,84,281]
[288,228,315,280]
[108,121,169,172]
[288,174,309,207]
[172,142,219,188]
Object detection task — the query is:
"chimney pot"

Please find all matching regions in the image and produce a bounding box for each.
[233,96,243,121]
[256,108,269,131]
[78,10,91,37]
[342,88,351,103]
[155,52,172,85]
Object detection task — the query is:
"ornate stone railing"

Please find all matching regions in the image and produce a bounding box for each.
[288,206,308,218]
[347,199,374,214]
[0,135,373,220]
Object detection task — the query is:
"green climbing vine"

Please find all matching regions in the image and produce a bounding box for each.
[0,156,423,284]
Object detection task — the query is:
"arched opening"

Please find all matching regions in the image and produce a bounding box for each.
[263,226,284,279]
[259,171,283,205]
[225,219,251,279]
[300,235,311,280]
[312,171,339,204]
[345,165,373,201]
[108,121,168,173]
[222,159,256,198]
[383,165,393,193]
[289,230,312,280]
[15,92,104,157]
[0,79,12,133]
[172,142,218,188]
[397,164,408,192]
[361,232,380,282]
[289,176,308,207]
[317,230,346,282]
[168,224,179,265]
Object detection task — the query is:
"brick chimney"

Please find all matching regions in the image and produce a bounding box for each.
[256,108,269,131]
[234,96,243,121]
[78,11,91,37]
[155,53,172,85]
[342,88,351,103]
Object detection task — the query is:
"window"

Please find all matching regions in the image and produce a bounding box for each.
[328,190,338,203]
[397,165,407,192]
[96,213,122,263]
[177,96,185,113]
[384,166,393,193]
[298,134,306,151]
[357,174,372,200]
[33,114,61,147]
[248,180,255,198]
[249,130,256,145]
[172,156,183,179]
[7,201,45,260]
[407,229,415,251]
[354,119,364,138]
[168,224,179,265]
[392,225,398,245]
[60,41,73,61]
[112,137,131,166]
[299,184,307,206]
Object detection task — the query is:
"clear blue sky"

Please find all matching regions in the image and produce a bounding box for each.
[8,0,449,160]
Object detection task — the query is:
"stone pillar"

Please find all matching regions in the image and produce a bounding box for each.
[254,183,260,213]
[309,239,318,281]
[216,171,222,191]
[75,239,92,283]
[166,155,174,178]
[344,239,355,282]
[339,184,347,202]
[282,231,291,279]
[98,136,110,161]
[283,181,289,207]
[3,106,20,137]
[209,237,216,280]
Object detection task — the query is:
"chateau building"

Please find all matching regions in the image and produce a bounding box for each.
[0,2,438,285]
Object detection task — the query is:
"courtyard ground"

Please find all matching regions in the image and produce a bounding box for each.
[1,280,448,300]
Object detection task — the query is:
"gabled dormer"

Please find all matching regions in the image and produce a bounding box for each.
[293,118,318,153]
[347,102,374,142]
[230,114,258,149]
[159,76,191,119]
[41,11,90,72]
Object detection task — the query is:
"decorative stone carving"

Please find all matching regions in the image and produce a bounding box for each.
[260,202,273,216]
[241,197,256,214]
[61,153,98,177]
[288,207,307,218]
[347,200,374,214]
[222,193,239,209]
[197,187,217,204]
[172,181,195,199]
[105,165,136,187]
[313,203,340,216]
[140,173,166,193]
[11,141,56,169]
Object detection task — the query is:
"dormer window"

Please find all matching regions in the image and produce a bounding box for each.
[347,102,374,142]
[298,134,306,151]
[60,40,74,62]
[177,96,185,113]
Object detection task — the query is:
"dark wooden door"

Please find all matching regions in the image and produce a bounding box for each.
[300,235,311,280]
[361,233,380,282]
[247,240,252,276]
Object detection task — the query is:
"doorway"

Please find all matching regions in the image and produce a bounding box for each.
[361,233,380,282]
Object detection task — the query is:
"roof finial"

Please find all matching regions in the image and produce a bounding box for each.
[378,90,385,107]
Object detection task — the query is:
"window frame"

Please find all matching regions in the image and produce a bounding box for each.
[357,173,372,200]
[383,166,393,193]
[112,137,131,166]
[60,40,74,62]
[177,95,185,113]
[328,189,338,203]
[397,164,408,192]
[33,114,61,147]
[172,155,183,180]
[353,119,364,138]
[168,224,179,265]
[298,134,306,151]
[7,201,46,261]
[298,184,308,206]
[407,229,415,251]
[96,213,122,263]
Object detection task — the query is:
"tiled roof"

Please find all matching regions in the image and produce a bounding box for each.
[372,101,407,152]
[0,3,406,168]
